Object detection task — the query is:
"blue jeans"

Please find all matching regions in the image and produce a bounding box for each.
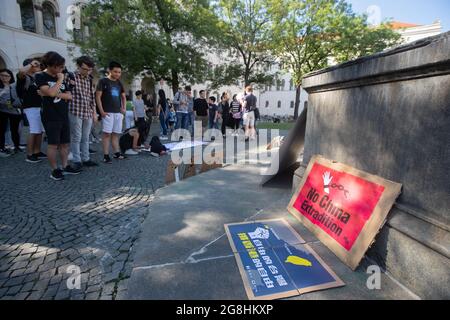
[69,113,93,163]
[209,118,218,129]
[159,112,168,136]
[175,112,189,130]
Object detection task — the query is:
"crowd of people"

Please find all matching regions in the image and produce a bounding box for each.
[0,50,260,181]
[166,85,259,142]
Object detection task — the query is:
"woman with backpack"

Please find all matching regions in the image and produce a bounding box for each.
[0,69,23,157]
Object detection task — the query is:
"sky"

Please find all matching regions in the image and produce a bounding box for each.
[347,0,450,32]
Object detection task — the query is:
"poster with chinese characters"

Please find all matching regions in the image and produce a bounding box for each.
[287,155,402,270]
[224,219,344,300]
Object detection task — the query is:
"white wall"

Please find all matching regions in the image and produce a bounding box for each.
[0,0,82,73]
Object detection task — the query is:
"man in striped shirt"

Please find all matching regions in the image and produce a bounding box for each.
[68,56,99,169]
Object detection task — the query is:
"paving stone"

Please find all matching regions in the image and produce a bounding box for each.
[0,135,162,300]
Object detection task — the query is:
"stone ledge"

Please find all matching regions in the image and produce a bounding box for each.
[302,31,450,91]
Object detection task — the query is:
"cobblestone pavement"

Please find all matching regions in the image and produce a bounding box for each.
[0,126,169,300]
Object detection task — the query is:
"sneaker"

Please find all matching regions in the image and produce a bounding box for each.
[160,135,169,141]
[14,147,23,153]
[0,149,11,158]
[50,169,64,181]
[103,155,112,164]
[125,149,139,156]
[34,152,47,159]
[113,152,125,160]
[89,148,97,154]
[63,165,82,175]
[71,162,83,171]
[150,152,160,157]
[26,154,42,163]
[82,160,99,167]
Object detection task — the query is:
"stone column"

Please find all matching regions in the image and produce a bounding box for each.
[34,3,44,35]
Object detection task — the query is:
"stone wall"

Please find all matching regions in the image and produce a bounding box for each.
[295,31,450,299]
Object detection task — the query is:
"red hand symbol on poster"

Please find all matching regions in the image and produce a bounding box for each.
[293,163,385,251]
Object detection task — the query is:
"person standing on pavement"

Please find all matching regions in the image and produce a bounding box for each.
[229,94,242,136]
[95,61,127,163]
[68,56,98,170]
[0,69,23,157]
[16,58,47,163]
[35,51,81,180]
[172,85,191,141]
[242,85,257,141]
[218,92,230,138]
[193,90,209,132]
[133,90,147,128]
[156,89,169,140]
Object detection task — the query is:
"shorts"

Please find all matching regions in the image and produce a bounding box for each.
[23,107,44,134]
[43,120,70,145]
[102,113,124,134]
[243,111,255,127]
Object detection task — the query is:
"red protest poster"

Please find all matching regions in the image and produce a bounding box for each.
[288,155,402,270]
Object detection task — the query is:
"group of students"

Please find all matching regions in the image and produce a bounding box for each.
[163,85,259,142]
[0,51,167,181]
[1,49,259,180]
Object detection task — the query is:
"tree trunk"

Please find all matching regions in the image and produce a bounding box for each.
[244,67,250,88]
[294,85,301,120]
[171,69,179,95]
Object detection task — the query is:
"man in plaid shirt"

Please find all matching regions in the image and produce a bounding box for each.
[68,56,99,169]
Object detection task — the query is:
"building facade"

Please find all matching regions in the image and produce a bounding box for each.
[0,0,84,73]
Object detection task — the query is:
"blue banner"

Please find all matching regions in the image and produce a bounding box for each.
[225,219,344,299]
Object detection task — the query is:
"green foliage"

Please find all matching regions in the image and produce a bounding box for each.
[214,0,275,86]
[74,0,218,92]
[266,0,401,117]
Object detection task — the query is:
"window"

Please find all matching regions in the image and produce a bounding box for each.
[73,3,89,42]
[281,79,285,91]
[290,101,294,109]
[193,90,197,98]
[276,80,281,91]
[265,101,269,108]
[277,101,281,108]
[19,0,36,33]
[42,2,57,38]
[289,79,294,91]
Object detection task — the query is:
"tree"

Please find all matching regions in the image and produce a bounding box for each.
[73,0,218,94]
[215,0,275,87]
[267,0,401,119]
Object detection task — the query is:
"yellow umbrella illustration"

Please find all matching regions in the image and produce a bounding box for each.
[285,255,312,267]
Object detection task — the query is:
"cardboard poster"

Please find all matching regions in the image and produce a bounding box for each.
[225,219,344,300]
[287,155,402,270]
[164,140,208,151]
